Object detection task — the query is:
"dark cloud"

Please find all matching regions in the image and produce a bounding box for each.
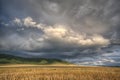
[0,0,120,66]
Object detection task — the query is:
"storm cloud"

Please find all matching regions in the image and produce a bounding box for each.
[0,0,120,66]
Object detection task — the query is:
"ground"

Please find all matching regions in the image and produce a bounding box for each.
[0,65,120,80]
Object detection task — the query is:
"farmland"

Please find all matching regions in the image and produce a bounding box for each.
[0,65,120,80]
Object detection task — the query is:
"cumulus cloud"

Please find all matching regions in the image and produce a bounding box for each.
[0,17,109,50]
[13,18,21,25]
[22,17,44,29]
[0,16,110,53]
[42,24,109,47]
[23,17,36,27]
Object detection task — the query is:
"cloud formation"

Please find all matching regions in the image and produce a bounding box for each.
[0,0,120,66]
[0,17,110,51]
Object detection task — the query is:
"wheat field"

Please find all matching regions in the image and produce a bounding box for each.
[0,66,120,80]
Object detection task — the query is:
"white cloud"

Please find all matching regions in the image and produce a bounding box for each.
[13,18,21,24]
[12,17,110,49]
[42,24,109,47]
[22,17,44,29]
[0,17,110,51]
[23,17,36,27]
[13,18,22,26]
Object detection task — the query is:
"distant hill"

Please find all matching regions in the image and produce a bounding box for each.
[0,54,70,65]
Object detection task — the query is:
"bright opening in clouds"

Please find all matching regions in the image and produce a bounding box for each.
[0,0,120,66]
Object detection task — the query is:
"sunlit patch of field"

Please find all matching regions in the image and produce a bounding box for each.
[0,65,120,80]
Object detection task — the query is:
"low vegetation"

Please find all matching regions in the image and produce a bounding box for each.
[0,66,120,80]
[0,54,70,65]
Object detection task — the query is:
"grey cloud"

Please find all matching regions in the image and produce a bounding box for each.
[0,0,120,66]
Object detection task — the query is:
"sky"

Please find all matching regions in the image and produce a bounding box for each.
[0,0,120,66]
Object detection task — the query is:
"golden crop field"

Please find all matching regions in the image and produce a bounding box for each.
[0,66,120,80]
